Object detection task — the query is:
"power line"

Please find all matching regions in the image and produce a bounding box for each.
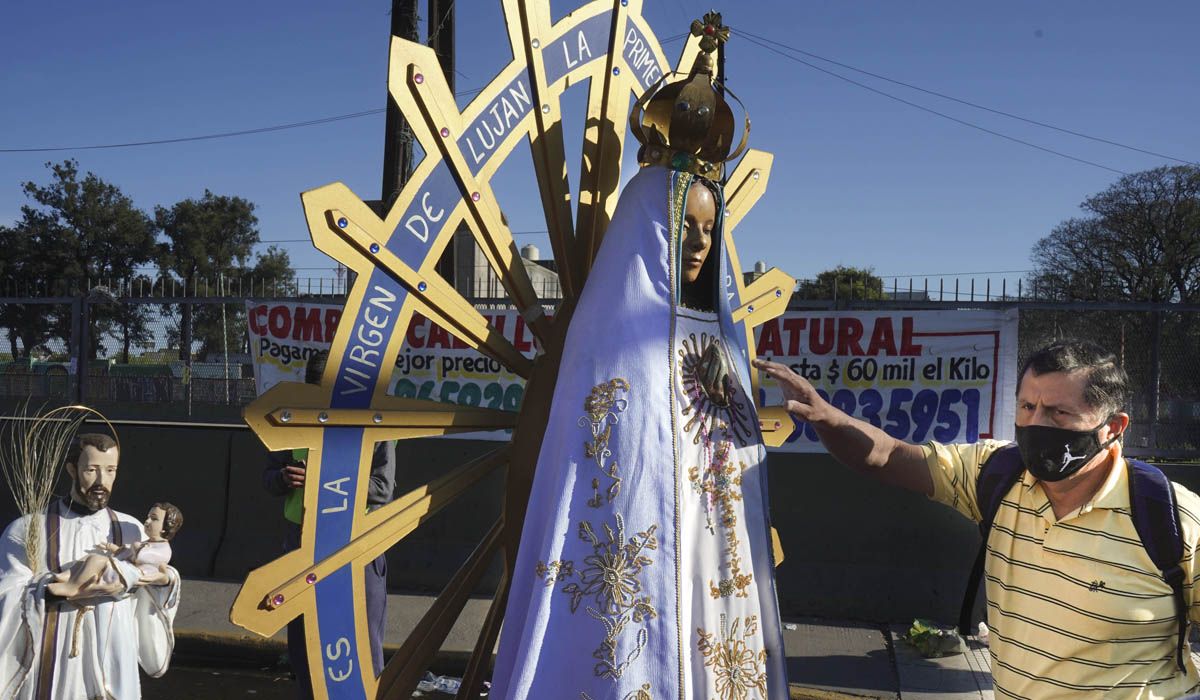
[0,87,484,154]
[0,26,696,156]
[734,30,1128,176]
[736,28,1197,166]
[0,110,384,154]
[426,1,455,47]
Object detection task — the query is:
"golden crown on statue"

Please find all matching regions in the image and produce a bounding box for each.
[630,12,750,180]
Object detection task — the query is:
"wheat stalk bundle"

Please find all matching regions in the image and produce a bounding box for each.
[0,404,112,573]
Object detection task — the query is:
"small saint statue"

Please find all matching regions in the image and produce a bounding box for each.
[47,503,182,598]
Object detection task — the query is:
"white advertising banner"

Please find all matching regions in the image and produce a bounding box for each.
[245,301,535,415]
[755,309,1020,452]
[247,302,1018,450]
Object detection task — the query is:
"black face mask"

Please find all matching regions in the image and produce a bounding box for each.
[1014,420,1120,482]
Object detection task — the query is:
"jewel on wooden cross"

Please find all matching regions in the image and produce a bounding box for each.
[690,12,730,54]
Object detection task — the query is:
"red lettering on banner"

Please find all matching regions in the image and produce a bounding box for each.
[406,313,428,348]
[427,324,452,349]
[249,305,268,336]
[756,320,782,356]
[324,308,342,337]
[513,317,532,353]
[783,317,806,355]
[900,317,923,356]
[268,307,292,339]
[451,333,468,350]
[810,318,835,354]
[292,307,323,342]
[866,318,897,356]
[836,318,865,356]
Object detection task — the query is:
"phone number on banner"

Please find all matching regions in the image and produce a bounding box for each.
[766,387,984,445]
[393,378,524,412]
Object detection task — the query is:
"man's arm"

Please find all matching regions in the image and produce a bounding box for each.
[754,358,933,496]
[367,440,397,508]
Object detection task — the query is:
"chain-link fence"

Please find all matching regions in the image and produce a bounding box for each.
[0,278,345,422]
[1016,307,1198,456]
[1,278,1197,457]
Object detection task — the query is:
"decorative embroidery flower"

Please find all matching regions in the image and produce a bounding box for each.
[567,517,658,617]
[580,378,629,505]
[698,615,768,700]
[584,378,629,424]
[558,513,659,679]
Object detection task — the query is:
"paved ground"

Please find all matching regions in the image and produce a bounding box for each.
[171,578,995,699]
[142,665,295,699]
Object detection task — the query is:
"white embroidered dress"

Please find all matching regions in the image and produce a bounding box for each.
[491,167,787,700]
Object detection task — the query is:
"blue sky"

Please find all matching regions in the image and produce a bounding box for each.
[2,1,1197,290]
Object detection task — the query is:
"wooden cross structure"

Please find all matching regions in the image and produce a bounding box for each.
[230,2,794,697]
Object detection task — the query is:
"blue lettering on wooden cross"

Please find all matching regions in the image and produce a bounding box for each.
[316,568,366,698]
[313,428,368,698]
[334,272,401,405]
[622,22,665,90]
[457,74,534,176]
[542,12,611,85]
[387,164,456,268]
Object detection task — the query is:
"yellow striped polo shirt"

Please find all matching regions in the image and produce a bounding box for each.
[924,439,1200,699]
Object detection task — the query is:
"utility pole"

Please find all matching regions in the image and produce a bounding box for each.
[379,2,459,289]
[426,0,461,286]
[428,0,455,94]
[381,0,421,212]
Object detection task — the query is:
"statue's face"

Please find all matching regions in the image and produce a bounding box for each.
[69,445,119,511]
[144,506,167,540]
[682,182,716,285]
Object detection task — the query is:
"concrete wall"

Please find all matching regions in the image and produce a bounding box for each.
[2,427,1196,624]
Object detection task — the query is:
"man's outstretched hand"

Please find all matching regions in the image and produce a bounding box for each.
[752,358,832,425]
[752,357,933,495]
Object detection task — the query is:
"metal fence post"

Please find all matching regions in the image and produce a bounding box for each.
[71,296,83,403]
[1148,310,1162,450]
[79,295,91,404]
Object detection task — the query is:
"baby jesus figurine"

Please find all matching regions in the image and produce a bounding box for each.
[47,502,182,597]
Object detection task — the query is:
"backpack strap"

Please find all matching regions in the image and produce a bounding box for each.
[1125,459,1188,672]
[958,444,1025,636]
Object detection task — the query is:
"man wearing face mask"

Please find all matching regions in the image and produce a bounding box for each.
[754,339,1200,698]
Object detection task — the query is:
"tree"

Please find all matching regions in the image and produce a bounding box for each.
[0,224,57,358]
[250,245,298,295]
[7,160,156,360]
[155,193,296,360]
[797,265,885,301]
[194,246,297,359]
[1028,165,1200,433]
[110,274,157,362]
[156,191,260,361]
[1030,165,1200,303]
